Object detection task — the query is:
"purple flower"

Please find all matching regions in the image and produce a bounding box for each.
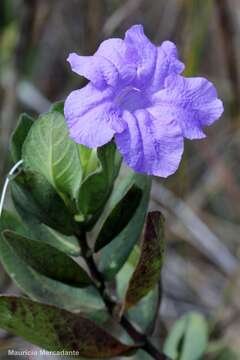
[64,25,223,177]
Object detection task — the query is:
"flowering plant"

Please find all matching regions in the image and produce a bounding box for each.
[65,24,223,177]
[0,25,222,359]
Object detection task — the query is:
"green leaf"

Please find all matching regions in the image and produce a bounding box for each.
[0,230,91,287]
[0,209,27,237]
[49,102,100,187]
[77,142,121,227]
[78,145,99,180]
[127,287,159,334]
[18,215,80,257]
[117,252,159,334]
[0,231,105,317]
[164,312,208,360]
[99,172,151,280]
[50,100,64,114]
[10,174,80,256]
[123,211,164,309]
[11,170,78,235]
[22,111,82,199]
[0,296,137,358]
[95,185,142,252]
[10,113,34,162]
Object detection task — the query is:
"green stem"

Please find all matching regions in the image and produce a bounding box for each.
[78,232,169,360]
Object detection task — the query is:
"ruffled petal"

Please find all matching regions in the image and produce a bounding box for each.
[124,25,157,87]
[96,38,137,85]
[152,74,224,139]
[67,53,119,89]
[64,83,123,147]
[147,41,185,93]
[115,109,183,177]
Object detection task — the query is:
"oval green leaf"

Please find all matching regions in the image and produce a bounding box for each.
[11,180,80,256]
[22,111,82,199]
[99,172,151,280]
[0,230,91,287]
[0,296,137,358]
[10,113,34,162]
[78,145,99,180]
[11,170,78,235]
[0,231,105,318]
[77,142,121,228]
[163,312,208,360]
[94,185,142,252]
[117,249,160,335]
[0,209,27,237]
[124,211,164,309]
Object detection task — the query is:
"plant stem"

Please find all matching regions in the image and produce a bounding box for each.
[120,316,168,360]
[78,233,169,360]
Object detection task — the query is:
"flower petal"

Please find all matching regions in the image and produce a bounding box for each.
[64,83,120,147]
[67,53,119,89]
[124,25,157,87]
[148,41,185,93]
[115,109,184,177]
[153,74,224,139]
[96,38,137,85]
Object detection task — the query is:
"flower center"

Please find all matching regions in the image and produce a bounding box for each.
[115,86,151,112]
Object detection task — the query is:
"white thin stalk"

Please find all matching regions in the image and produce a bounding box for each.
[0,160,23,218]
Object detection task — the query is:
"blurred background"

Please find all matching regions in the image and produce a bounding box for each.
[0,0,240,358]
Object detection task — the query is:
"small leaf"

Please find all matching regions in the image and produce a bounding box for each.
[0,296,137,358]
[0,209,27,237]
[163,312,208,360]
[95,185,142,252]
[124,211,164,309]
[11,170,78,235]
[0,230,91,287]
[77,142,121,228]
[22,111,82,199]
[10,113,34,162]
[50,100,64,114]
[78,145,99,180]
[99,172,151,280]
